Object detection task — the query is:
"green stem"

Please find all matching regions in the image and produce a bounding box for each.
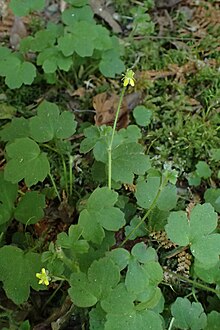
[69,155,74,197]
[41,280,64,311]
[168,317,175,330]
[48,172,61,202]
[108,86,126,190]
[120,177,168,247]
[164,269,220,295]
[61,155,68,197]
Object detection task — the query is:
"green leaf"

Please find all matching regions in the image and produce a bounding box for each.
[68,271,99,307]
[0,246,42,304]
[196,161,212,179]
[79,187,125,244]
[0,53,36,89]
[37,47,72,73]
[166,204,220,267]
[59,22,97,57]
[157,184,177,211]
[171,297,207,330]
[204,188,220,213]
[89,304,106,330]
[101,283,135,314]
[125,216,147,240]
[62,5,94,25]
[29,101,77,142]
[133,106,152,126]
[9,0,45,16]
[210,149,220,161]
[188,172,201,186]
[57,224,89,254]
[106,248,130,271]
[194,260,220,283]
[0,172,18,225]
[88,257,120,298]
[0,117,29,142]
[99,49,125,78]
[14,191,45,225]
[165,211,190,246]
[4,137,50,186]
[131,244,157,264]
[205,311,220,330]
[0,104,16,119]
[125,258,149,295]
[111,143,150,184]
[135,177,160,209]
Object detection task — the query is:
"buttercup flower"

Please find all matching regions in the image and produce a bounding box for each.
[122,69,135,87]
[36,268,51,286]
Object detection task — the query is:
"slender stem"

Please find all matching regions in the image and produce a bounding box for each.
[168,317,175,330]
[69,155,74,197]
[108,86,126,190]
[164,269,220,295]
[61,155,68,197]
[42,281,64,311]
[48,172,61,202]
[120,177,168,247]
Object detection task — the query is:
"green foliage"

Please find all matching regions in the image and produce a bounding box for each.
[14,192,45,225]
[0,172,18,225]
[0,47,36,89]
[29,101,76,142]
[4,137,50,187]
[9,0,45,16]
[80,125,151,184]
[204,189,220,213]
[0,245,41,304]
[171,297,207,330]
[78,187,125,244]
[133,105,152,126]
[165,203,220,267]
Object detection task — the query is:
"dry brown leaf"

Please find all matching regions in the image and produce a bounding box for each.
[93,91,141,129]
[10,16,27,49]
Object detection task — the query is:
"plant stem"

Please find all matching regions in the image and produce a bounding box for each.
[69,155,74,197]
[168,317,175,330]
[164,269,220,295]
[108,86,126,190]
[61,155,68,197]
[41,280,64,311]
[120,177,168,246]
[48,172,61,202]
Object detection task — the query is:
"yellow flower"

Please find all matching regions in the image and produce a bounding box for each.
[122,69,135,87]
[36,268,51,286]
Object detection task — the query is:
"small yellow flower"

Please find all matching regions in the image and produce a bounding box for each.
[122,69,135,87]
[36,268,51,286]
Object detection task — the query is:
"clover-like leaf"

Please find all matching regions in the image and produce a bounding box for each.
[204,188,220,213]
[111,143,150,184]
[79,187,125,244]
[205,311,220,330]
[4,137,50,186]
[68,271,99,307]
[0,117,30,142]
[0,172,18,225]
[59,21,97,57]
[166,203,220,267]
[37,47,72,73]
[61,5,94,26]
[171,297,207,330]
[0,51,36,89]
[0,246,42,304]
[56,224,89,254]
[9,0,45,16]
[196,161,212,179]
[133,106,152,127]
[99,49,125,78]
[29,101,76,142]
[14,191,45,225]
[88,257,120,298]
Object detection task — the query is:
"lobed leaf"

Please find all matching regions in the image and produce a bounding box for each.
[0,172,18,225]
[0,246,42,304]
[4,137,50,186]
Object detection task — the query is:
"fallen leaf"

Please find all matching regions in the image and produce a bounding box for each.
[93,92,141,129]
[10,16,27,49]
[89,0,122,33]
